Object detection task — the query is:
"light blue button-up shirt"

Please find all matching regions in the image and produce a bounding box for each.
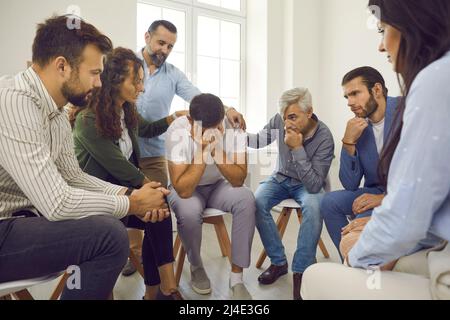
[349,51,450,269]
[136,50,201,158]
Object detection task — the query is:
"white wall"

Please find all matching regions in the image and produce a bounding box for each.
[0,0,137,75]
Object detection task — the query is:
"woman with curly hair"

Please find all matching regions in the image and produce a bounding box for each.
[72,47,187,300]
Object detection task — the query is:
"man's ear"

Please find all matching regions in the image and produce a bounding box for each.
[308,108,314,119]
[372,83,383,98]
[54,56,71,78]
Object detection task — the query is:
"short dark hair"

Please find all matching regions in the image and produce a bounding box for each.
[32,15,113,68]
[148,20,177,34]
[342,66,388,98]
[189,94,225,129]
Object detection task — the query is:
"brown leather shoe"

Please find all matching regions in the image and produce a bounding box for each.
[293,273,303,300]
[258,263,288,285]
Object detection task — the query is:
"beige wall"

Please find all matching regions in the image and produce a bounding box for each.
[0,0,136,75]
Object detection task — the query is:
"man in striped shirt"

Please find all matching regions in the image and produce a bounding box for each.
[0,15,170,300]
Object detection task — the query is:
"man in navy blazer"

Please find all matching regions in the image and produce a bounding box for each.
[321,67,399,259]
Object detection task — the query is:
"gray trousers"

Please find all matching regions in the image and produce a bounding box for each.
[168,179,256,269]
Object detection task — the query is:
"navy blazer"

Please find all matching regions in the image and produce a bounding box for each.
[339,97,399,192]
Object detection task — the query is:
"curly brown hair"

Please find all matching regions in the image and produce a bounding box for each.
[70,47,143,140]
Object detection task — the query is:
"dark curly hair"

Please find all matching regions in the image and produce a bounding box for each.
[71,47,143,140]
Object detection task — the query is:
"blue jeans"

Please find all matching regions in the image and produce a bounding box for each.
[255,176,324,273]
[321,187,383,260]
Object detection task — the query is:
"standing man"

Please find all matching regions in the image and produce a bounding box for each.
[321,67,398,259]
[123,20,246,276]
[0,15,169,300]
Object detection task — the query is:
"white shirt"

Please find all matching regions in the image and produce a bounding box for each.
[0,68,129,221]
[165,116,247,186]
[118,111,133,160]
[370,118,385,155]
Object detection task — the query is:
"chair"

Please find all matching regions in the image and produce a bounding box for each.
[173,208,232,286]
[256,199,330,269]
[0,273,64,300]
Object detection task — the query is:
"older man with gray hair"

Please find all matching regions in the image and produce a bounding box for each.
[248,87,334,300]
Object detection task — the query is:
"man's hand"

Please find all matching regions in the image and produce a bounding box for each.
[128,182,171,222]
[352,193,385,215]
[175,110,189,118]
[284,120,303,150]
[226,108,246,131]
[343,118,369,144]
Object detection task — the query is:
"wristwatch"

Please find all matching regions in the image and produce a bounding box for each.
[125,187,135,196]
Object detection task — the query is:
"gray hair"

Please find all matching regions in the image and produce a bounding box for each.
[279,87,313,117]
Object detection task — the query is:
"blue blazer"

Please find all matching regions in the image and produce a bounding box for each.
[339,97,399,192]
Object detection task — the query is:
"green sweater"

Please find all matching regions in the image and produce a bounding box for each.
[73,110,169,188]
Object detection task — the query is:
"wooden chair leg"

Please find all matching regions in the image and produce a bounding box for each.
[256,208,291,269]
[214,218,232,264]
[175,246,185,287]
[129,250,145,278]
[318,238,330,259]
[12,289,33,300]
[173,234,182,260]
[214,223,228,258]
[50,273,70,300]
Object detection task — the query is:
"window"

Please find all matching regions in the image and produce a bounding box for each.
[137,0,246,113]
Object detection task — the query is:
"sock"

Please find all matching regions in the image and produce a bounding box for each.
[230,272,244,288]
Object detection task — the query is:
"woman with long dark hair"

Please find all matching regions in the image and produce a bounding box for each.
[72,47,186,300]
[302,0,450,299]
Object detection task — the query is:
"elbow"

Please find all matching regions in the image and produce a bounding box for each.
[175,187,194,199]
[179,192,194,199]
[232,179,246,188]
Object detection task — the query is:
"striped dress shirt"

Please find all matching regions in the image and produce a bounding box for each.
[0,67,129,221]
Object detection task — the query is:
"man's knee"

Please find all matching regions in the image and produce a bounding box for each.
[232,187,256,211]
[89,215,129,261]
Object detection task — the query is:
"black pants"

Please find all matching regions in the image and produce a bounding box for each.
[0,214,129,300]
[124,216,174,286]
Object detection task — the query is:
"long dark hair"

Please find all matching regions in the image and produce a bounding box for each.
[368,0,450,187]
[70,47,143,140]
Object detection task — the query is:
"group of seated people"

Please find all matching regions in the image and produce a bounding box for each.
[1,0,449,301]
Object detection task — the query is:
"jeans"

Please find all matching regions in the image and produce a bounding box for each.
[320,187,384,260]
[0,214,129,300]
[255,176,324,273]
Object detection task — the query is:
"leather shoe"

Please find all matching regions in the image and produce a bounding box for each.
[293,273,303,300]
[258,263,288,285]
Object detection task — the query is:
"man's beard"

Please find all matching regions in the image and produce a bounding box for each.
[61,77,92,107]
[361,93,379,119]
[147,46,168,67]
